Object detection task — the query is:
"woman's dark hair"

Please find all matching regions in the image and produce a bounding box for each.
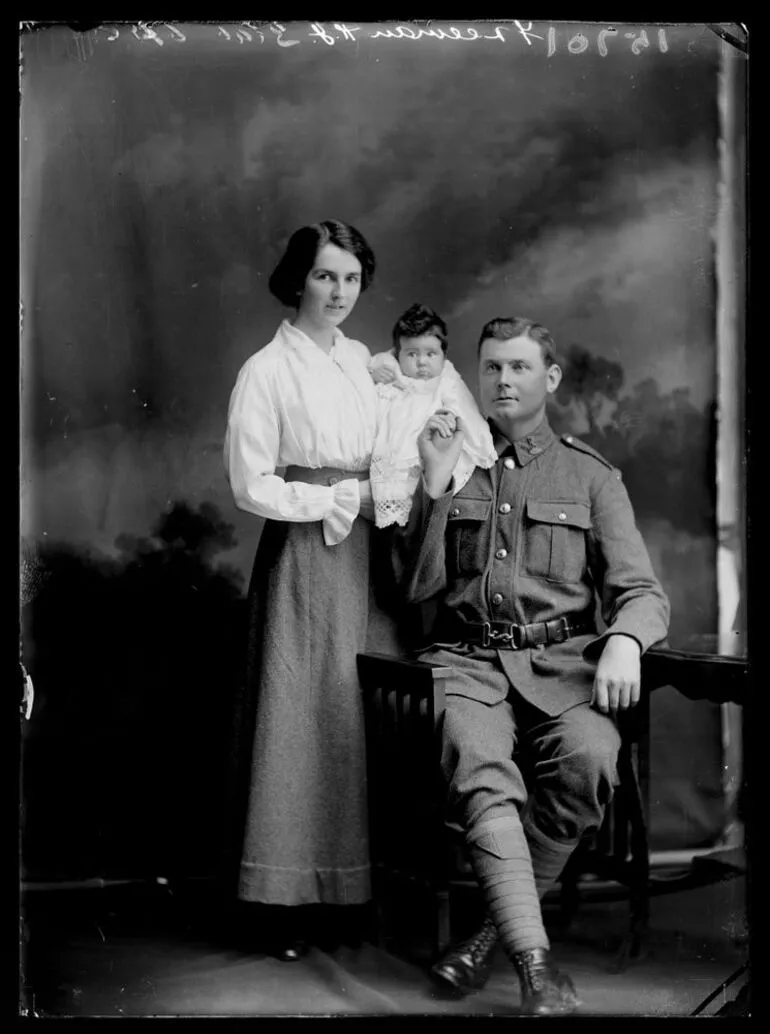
[392,303,448,354]
[268,220,376,308]
[477,316,559,367]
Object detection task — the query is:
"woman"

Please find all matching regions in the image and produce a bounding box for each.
[224,220,379,960]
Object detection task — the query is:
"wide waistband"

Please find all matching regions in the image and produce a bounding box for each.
[446,615,595,651]
[284,465,369,487]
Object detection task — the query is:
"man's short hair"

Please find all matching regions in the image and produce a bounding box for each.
[268,220,376,308]
[477,317,558,367]
[392,303,448,354]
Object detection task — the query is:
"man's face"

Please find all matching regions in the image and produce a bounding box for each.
[478,334,561,426]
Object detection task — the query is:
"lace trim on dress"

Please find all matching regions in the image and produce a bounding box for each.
[370,454,423,528]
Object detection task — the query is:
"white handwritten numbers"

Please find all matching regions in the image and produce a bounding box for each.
[568,33,589,54]
[91,22,671,55]
[548,25,667,56]
[626,29,650,55]
[597,28,618,57]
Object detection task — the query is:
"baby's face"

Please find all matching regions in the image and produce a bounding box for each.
[397,334,445,380]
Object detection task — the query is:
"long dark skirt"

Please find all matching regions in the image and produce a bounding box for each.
[233,516,373,906]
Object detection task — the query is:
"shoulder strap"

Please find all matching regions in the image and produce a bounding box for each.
[560,433,618,474]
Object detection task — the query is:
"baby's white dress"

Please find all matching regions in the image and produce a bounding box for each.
[368,350,497,528]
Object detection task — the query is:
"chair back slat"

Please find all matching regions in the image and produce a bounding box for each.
[358,657,448,889]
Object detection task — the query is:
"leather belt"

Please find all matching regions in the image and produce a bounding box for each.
[449,615,595,651]
[284,465,369,487]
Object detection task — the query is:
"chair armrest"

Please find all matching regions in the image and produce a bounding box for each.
[357,653,452,722]
[360,648,748,705]
[357,653,452,694]
[358,652,453,677]
[642,646,748,705]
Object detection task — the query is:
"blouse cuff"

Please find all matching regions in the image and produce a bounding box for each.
[322,478,361,546]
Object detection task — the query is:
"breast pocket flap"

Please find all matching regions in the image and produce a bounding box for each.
[526,500,591,530]
[448,498,492,522]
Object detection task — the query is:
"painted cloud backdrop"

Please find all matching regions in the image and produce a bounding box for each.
[23,23,720,576]
[21,23,736,862]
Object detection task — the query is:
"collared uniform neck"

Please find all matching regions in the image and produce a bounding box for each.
[490,417,557,467]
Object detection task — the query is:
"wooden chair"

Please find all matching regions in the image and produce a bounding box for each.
[356,646,748,966]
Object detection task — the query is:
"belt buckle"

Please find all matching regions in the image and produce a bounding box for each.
[508,623,525,650]
[551,618,570,644]
[483,622,523,650]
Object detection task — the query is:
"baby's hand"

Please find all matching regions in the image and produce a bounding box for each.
[419,411,467,499]
[430,408,458,434]
[371,365,399,386]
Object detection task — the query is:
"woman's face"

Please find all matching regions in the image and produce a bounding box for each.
[297,244,363,329]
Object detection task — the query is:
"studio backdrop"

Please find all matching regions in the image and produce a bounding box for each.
[20,21,746,882]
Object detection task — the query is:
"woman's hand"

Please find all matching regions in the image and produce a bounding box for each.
[370,364,401,386]
[418,409,466,499]
[591,634,641,715]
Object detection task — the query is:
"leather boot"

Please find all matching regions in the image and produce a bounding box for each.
[430,916,499,995]
[512,946,580,1015]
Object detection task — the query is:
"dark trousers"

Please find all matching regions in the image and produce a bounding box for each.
[436,652,621,844]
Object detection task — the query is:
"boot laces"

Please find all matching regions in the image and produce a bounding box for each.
[448,917,497,967]
[514,947,552,989]
[469,918,498,962]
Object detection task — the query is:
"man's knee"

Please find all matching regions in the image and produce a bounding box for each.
[527,706,621,839]
[550,705,621,779]
[440,700,526,827]
[441,693,513,758]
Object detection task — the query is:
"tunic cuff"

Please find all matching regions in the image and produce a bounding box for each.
[452,454,477,496]
[420,474,457,502]
[421,481,457,537]
[583,628,645,662]
[322,479,361,546]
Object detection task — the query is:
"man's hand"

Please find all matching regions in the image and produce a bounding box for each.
[591,634,641,715]
[418,409,466,498]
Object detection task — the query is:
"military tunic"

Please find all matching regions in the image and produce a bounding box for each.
[400,418,670,716]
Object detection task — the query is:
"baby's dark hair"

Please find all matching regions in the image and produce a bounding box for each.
[392,303,448,354]
[268,220,376,308]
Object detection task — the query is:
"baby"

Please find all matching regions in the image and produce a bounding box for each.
[368,303,497,528]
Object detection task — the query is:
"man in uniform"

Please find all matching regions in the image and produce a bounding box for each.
[394,316,669,1015]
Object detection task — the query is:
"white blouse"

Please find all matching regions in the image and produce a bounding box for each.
[224,319,378,545]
